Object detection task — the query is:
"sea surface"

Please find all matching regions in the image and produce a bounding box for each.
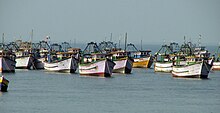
[1,44,220,113]
[0,68,220,113]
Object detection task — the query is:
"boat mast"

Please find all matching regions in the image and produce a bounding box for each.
[198,34,202,47]
[184,36,186,44]
[2,33,4,48]
[110,33,112,42]
[2,33,4,44]
[118,35,121,48]
[141,39,142,51]
[30,29,33,52]
[124,32,127,51]
[216,42,220,57]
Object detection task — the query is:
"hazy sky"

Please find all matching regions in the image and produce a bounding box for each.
[0,0,220,45]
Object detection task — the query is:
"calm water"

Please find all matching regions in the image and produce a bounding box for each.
[0,44,219,113]
[0,68,220,113]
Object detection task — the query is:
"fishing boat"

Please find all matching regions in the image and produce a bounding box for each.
[133,51,153,68]
[212,45,220,70]
[1,51,15,72]
[44,55,78,73]
[154,61,173,72]
[110,50,133,73]
[33,48,47,69]
[0,76,9,92]
[44,42,79,73]
[33,40,51,69]
[212,61,220,70]
[7,40,35,69]
[0,34,16,72]
[0,50,16,73]
[98,42,133,73]
[100,33,134,74]
[79,42,115,77]
[193,46,211,59]
[15,49,34,69]
[127,43,153,68]
[13,30,37,69]
[79,53,115,77]
[154,44,173,72]
[172,56,213,78]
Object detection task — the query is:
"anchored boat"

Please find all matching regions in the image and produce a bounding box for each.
[79,53,115,77]
[13,39,36,69]
[44,55,78,73]
[212,45,220,70]
[44,42,79,73]
[15,49,34,69]
[172,56,213,78]
[110,50,133,73]
[79,42,115,77]
[154,44,173,72]
[0,76,9,92]
[0,50,16,73]
[127,43,153,68]
[33,40,52,69]
[212,61,220,70]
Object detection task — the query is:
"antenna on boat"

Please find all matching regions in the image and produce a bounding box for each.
[198,34,202,47]
[110,33,112,42]
[2,33,4,44]
[124,32,127,51]
[215,42,220,56]
[184,36,186,44]
[30,29,33,51]
[2,33,4,48]
[118,35,121,48]
[141,39,143,51]
[70,40,72,48]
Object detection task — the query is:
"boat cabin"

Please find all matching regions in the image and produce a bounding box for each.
[81,53,106,63]
[111,51,131,59]
[15,49,31,57]
[67,48,81,54]
[0,50,16,61]
[194,46,210,58]
[132,50,151,58]
[185,56,203,65]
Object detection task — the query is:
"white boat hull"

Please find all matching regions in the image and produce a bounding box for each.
[0,57,16,73]
[154,62,173,72]
[212,61,220,70]
[113,58,133,73]
[79,59,115,77]
[16,56,34,69]
[44,57,78,73]
[172,61,212,78]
